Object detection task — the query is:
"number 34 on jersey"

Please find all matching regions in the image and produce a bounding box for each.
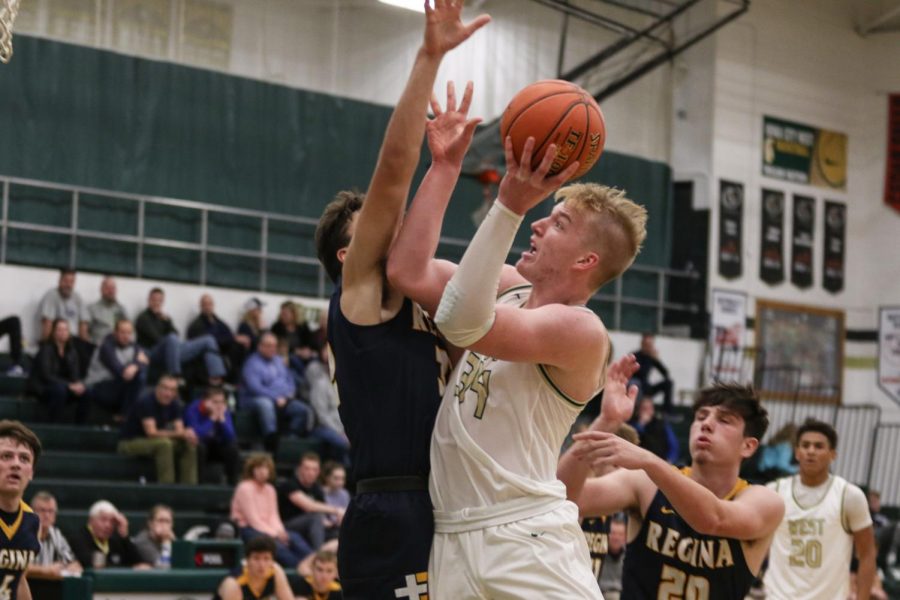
[455,353,494,419]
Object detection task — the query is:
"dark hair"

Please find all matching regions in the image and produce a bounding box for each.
[321,460,344,481]
[149,287,164,296]
[245,535,277,558]
[314,190,365,283]
[0,420,42,464]
[51,318,69,334]
[795,418,838,450]
[202,386,225,400]
[692,383,769,441]
[148,504,173,522]
[59,268,76,277]
[299,451,321,466]
[114,318,132,331]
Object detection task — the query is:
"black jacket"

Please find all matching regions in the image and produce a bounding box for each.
[28,341,80,393]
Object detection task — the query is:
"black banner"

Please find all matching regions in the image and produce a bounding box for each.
[887,94,900,213]
[791,195,815,289]
[718,180,743,279]
[760,189,785,285]
[823,201,846,293]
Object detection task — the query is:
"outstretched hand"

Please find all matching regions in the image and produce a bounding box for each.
[427,81,481,167]
[596,353,640,427]
[497,136,580,216]
[423,0,491,57]
[571,430,655,472]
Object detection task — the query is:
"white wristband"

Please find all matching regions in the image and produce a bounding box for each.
[435,199,523,347]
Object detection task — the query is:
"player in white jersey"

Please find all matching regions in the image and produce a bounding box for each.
[763,418,878,600]
[386,102,648,596]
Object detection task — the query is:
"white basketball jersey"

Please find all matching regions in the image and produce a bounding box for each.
[763,475,858,600]
[429,285,601,532]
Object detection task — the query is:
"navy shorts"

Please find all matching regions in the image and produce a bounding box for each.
[338,489,434,599]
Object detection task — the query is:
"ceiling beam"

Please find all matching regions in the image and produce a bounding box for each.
[857,2,900,36]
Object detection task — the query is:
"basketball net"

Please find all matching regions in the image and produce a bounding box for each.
[0,0,22,64]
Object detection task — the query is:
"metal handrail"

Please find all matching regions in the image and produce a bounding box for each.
[0,174,699,329]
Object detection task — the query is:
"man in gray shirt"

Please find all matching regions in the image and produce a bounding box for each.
[88,276,128,345]
[86,319,148,417]
[37,268,90,342]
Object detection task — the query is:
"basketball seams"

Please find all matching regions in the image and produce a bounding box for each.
[529,100,588,173]
[501,89,585,139]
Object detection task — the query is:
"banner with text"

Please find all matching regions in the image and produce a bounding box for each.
[709,289,748,382]
[823,201,846,293]
[791,195,815,289]
[878,306,900,406]
[763,116,847,190]
[718,180,743,279]
[886,95,900,213]
[760,189,785,285]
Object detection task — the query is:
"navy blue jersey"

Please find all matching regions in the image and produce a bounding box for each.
[0,501,40,600]
[622,470,755,600]
[582,516,610,581]
[327,280,449,483]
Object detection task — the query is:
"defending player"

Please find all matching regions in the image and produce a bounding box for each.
[386,107,647,592]
[213,536,293,600]
[763,418,878,600]
[313,2,489,597]
[559,383,785,599]
[0,420,42,600]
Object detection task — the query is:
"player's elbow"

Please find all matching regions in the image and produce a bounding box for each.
[386,253,413,293]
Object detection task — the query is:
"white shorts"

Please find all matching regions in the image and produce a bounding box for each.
[428,502,603,599]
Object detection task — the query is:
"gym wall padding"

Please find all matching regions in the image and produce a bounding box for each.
[0,35,671,324]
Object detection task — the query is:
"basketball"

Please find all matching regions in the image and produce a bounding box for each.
[499,80,605,181]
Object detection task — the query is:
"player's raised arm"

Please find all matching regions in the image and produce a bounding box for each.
[340,1,489,323]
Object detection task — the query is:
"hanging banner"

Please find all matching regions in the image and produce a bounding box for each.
[760,189,785,285]
[762,116,847,190]
[878,307,900,406]
[822,201,846,293]
[886,95,900,213]
[710,289,748,382]
[790,195,815,289]
[718,180,743,279]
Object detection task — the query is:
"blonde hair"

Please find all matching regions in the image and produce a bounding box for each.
[555,183,648,288]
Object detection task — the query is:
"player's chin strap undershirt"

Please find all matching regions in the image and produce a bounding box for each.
[435,199,523,347]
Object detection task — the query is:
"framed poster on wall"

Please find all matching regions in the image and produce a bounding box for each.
[755,299,844,404]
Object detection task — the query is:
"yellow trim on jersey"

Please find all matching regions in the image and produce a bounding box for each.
[679,467,749,500]
[0,501,30,541]
[236,566,275,599]
[536,364,587,408]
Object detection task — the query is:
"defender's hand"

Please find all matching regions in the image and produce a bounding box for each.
[427,81,481,167]
[423,0,491,57]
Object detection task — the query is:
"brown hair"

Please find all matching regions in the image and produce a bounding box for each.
[148,504,173,522]
[692,383,769,441]
[241,453,275,482]
[314,190,365,283]
[313,549,337,566]
[796,418,838,450]
[0,420,42,464]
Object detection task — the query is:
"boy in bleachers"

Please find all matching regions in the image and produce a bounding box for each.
[213,536,294,600]
[184,386,241,485]
[132,504,176,568]
[293,550,343,599]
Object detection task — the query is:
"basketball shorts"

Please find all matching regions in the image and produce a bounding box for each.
[338,488,433,599]
[429,501,603,599]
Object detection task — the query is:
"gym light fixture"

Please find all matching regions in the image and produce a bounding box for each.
[378,0,426,13]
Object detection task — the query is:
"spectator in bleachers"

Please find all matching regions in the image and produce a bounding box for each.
[599,518,627,600]
[756,422,799,480]
[27,490,83,578]
[869,489,896,565]
[187,294,248,383]
[278,453,344,553]
[271,301,319,365]
[0,315,24,376]
[184,386,241,485]
[38,268,89,342]
[69,500,148,569]
[28,318,92,423]
[117,374,199,484]
[293,550,343,599]
[135,287,227,386]
[240,332,311,454]
[87,276,128,345]
[85,318,148,418]
[213,536,294,600]
[132,504,176,568]
[231,453,312,569]
[236,298,266,354]
[632,333,674,414]
[629,396,679,464]
[321,461,349,519]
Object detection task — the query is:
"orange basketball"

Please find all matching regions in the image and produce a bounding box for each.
[499,80,605,181]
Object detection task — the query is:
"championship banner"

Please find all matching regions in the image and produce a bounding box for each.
[878,307,900,406]
[709,289,747,382]
[886,95,900,213]
[718,180,743,279]
[762,116,847,190]
[822,201,846,293]
[790,195,815,289]
[759,189,785,285]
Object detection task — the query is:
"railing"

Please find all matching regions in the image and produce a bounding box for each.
[0,174,699,330]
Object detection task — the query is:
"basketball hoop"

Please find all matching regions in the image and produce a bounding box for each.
[0,0,22,64]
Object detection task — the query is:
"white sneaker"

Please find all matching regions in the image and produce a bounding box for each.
[4,365,25,377]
